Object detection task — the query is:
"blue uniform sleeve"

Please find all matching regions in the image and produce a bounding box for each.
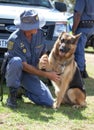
[74,0,85,15]
[7,38,27,62]
[13,40,27,62]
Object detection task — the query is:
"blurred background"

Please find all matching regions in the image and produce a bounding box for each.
[51,0,75,13]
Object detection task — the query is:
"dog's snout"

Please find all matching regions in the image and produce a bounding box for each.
[59,47,65,52]
[59,45,70,53]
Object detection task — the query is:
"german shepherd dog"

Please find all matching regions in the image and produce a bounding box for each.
[42,32,86,109]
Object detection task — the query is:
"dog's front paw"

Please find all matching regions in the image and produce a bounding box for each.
[38,62,43,70]
[38,54,49,70]
[52,101,60,109]
[52,102,57,109]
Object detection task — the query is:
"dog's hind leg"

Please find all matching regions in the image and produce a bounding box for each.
[67,88,86,108]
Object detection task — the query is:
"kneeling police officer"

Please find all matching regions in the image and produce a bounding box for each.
[5,10,60,108]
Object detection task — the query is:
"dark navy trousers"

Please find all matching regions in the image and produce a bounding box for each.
[75,26,94,71]
[5,57,54,107]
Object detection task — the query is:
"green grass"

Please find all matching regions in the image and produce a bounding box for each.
[0,51,94,130]
[85,47,94,53]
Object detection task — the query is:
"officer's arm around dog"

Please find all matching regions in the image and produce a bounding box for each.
[22,61,60,82]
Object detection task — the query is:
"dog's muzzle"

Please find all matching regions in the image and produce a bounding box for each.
[59,46,70,53]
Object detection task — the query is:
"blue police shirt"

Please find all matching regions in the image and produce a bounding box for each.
[7,29,47,67]
[74,0,94,20]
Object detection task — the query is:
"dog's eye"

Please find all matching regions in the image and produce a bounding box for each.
[61,39,64,43]
[66,40,71,45]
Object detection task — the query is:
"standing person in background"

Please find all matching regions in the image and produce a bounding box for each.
[5,10,60,108]
[72,0,94,78]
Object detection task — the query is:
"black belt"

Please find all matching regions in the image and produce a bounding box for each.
[78,20,94,28]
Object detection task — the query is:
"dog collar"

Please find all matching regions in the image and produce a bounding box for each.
[57,56,74,75]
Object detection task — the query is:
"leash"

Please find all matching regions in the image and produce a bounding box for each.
[0,52,9,102]
[0,74,4,101]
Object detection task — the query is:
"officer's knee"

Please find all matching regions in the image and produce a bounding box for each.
[9,57,22,70]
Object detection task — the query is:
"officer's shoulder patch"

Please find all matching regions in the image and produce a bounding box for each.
[7,41,14,50]
[23,48,27,53]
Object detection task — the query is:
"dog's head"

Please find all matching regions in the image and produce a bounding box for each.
[53,32,81,58]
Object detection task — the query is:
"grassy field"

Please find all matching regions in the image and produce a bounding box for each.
[0,48,94,130]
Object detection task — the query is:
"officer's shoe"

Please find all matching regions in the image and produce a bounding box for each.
[7,98,17,108]
[83,70,89,78]
[16,86,26,99]
[80,70,89,78]
[7,87,17,108]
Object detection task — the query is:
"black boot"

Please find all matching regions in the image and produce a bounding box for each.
[80,66,89,78]
[83,69,89,78]
[16,86,26,99]
[80,70,89,78]
[7,87,17,108]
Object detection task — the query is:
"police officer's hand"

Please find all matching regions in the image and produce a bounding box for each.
[39,54,49,70]
[47,71,61,82]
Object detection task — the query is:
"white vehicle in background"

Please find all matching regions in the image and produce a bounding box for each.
[0,0,68,66]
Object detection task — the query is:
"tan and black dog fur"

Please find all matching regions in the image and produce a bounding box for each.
[39,32,86,109]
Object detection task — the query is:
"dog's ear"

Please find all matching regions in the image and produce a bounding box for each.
[59,32,65,39]
[74,33,82,44]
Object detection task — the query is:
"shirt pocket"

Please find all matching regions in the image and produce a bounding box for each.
[35,44,44,58]
[34,44,44,64]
